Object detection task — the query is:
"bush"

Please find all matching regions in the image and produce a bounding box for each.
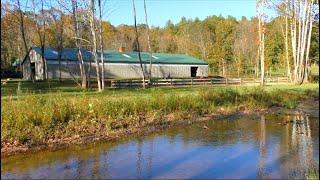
[1,68,22,78]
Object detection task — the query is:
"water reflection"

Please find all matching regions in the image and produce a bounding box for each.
[1,114,319,179]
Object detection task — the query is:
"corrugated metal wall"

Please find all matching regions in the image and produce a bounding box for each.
[46,61,208,79]
[24,49,208,80]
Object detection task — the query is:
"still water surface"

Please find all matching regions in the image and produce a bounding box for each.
[1,113,319,179]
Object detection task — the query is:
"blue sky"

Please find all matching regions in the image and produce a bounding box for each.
[105,0,270,27]
[7,0,276,27]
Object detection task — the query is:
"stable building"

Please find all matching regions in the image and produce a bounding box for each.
[22,47,208,80]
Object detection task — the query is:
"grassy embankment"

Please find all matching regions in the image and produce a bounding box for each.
[1,80,319,153]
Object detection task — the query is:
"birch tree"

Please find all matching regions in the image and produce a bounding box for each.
[257,0,267,85]
[98,0,105,90]
[132,0,146,88]
[288,0,316,84]
[278,1,292,81]
[71,0,87,89]
[89,0,102,91]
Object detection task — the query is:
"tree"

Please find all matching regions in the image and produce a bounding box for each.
[49,6,65,82]
[71,0,87,89]
[288,0,316,84]
[132,0,146,88]
[98,0,105,90]
[257,0,267,85]
[89,0,102,91]
[32,0,47,80]
[143,0,153,84]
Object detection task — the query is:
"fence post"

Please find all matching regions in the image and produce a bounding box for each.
[277,77,279,84]
[191,78,193,87]
[226,78,228,85]
[171,78,173,86]
[240,78,242,85]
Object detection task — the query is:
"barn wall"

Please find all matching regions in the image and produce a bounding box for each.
[46,61,208,79]
[22,58,31,80]
[28,50,45,80]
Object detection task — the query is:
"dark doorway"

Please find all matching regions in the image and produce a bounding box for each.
[191,67,198,77]
[31,62,35,80]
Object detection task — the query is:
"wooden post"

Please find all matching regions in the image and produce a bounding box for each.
[191,78,193,87]
[240,78,242,85]
[226,77,228,85]
[277,77,279,84]
[171,78,173,86]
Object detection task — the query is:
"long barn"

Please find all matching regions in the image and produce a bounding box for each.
[22,47,208,80]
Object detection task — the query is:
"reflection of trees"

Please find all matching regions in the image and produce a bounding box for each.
[258,115,267,179]
[136,139,142,179]
[92,153,100,179]
[290,115,316,178]
[146,138,154,179]
[2,114,318,179]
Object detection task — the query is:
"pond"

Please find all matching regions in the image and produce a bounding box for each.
[1,113,319,179]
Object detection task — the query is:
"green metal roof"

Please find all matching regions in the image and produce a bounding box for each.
[32,47,208,65]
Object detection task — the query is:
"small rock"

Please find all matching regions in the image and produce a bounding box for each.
[13,140,19,146]
[203,125,209,129]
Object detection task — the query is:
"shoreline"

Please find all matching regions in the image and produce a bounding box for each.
[2,98,317,158]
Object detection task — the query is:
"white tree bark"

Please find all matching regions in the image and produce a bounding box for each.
[89,0,102,91]
[98,0,105,90]
[257,0,266,85]
[71,0,87,89]
[289,0,314,84]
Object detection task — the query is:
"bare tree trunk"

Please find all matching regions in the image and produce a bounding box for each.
[257,0,265,85]
[255,47,260,78]
[58,28,63,82]
[289,0,314,84]
[71,0,87,89]
[132,0,146,89]
[285,1,291,81]
[301,0,314,84]
[98,0,105,90]
[16,0,29,55]
[144,0,153,85]
[33,0,46,80]
[290,0,298,83]
[89,0,102,92]
[50,9,64,82]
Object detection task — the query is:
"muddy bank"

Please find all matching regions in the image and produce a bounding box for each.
[2,98,318,157]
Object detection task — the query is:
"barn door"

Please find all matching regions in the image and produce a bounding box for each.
[31,62,35,80]
[191,67,198,77]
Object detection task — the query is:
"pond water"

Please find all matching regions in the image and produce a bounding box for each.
[1,113,319,179]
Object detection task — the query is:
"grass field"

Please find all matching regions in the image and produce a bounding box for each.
[1,79,319,152]
[1,78,318,98]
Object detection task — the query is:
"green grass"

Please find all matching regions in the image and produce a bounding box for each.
[1,79,319,147]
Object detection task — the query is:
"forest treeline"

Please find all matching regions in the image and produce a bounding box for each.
[1,1,319,78]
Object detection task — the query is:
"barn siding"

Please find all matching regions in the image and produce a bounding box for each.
[23,49,208,80]
[46,61,208,79]
[22,57,31,80]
